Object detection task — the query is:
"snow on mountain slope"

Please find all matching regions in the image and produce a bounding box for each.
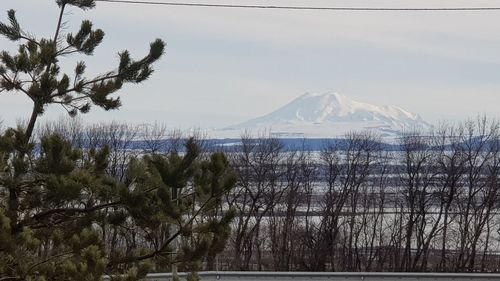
[220,92,430,138]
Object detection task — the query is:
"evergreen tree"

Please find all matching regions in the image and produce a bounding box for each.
[0,0,164,140]
[0,1,236,280]
[0,134,236,280]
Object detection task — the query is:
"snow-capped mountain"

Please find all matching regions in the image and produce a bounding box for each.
[221,92,430,138]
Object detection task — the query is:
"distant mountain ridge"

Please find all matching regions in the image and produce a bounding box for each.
[223,92,430,138]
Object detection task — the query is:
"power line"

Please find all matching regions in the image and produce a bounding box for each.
[94,0,500,11]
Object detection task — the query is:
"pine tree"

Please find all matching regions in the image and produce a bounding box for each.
[0,1,236,280]
[0,134,236,280]
[0,0,164,140]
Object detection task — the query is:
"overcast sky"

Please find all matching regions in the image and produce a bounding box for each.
[1,0,500,128]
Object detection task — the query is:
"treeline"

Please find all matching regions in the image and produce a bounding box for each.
[13,117,500,273]
[223,118,500,273]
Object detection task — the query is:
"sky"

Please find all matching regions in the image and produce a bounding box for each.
[1,0,500,129]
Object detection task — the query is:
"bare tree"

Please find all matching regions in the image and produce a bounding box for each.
[397,130,437,271]
[228,134,285,270]
[429,123,467,271]
[139,122,169,154]
[268,144,317,271]
[455,118,500,271]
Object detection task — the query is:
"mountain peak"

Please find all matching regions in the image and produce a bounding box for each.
[226,92,430,138]
[303,91,345,99]
[291,92,351,122]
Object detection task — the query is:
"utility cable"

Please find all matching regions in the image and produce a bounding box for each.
[94,0,500,11]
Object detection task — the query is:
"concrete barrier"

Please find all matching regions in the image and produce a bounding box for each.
[141,271,500,281]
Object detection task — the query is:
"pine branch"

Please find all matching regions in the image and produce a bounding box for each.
[111,187,229,265]
[0,10,21,41]
[0,277,22,281]
[25,251,73,275]
[50,73,120,99]
[20,200,122,228]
